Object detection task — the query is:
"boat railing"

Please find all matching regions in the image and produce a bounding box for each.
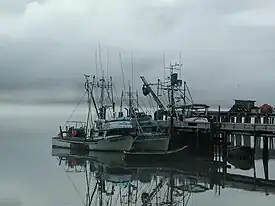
[65,121,87,128]
[59,121,87,138]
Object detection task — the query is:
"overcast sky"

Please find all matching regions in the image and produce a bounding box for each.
[1,0,275,107]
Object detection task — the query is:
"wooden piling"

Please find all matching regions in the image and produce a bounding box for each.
[263,136,269,195]
[243,116,251,147]
[222,131,228,190]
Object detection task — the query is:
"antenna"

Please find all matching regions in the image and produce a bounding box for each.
[163,52,166,83]
[119,52,126,91]
[131,52,134,93]
[179,52,182,79]
[98,41,103,78]
[95,50,98,80]
[106,48,109,78]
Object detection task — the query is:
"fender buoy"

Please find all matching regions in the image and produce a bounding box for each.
[71,159,77,166]
[72,129,77,137]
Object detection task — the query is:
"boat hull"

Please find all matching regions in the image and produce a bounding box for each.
[52,137,71,149]
[123,145,188,162]
[87,135,134,152]
[131,136,169,151]
[52,137,87,149]
[52,135,134,152]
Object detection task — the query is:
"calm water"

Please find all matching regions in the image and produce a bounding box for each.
[1,104,275,206]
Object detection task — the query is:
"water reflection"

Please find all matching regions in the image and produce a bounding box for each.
[52,147,275,206]
[52,148,221,205]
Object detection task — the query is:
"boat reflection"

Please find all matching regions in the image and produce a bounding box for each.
[52,147,275,205]
[52,148,227,206]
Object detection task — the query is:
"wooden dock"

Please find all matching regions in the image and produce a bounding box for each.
[219,123,275,134]
[174,122,275,135]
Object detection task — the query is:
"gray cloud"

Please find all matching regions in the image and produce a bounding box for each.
[0,0,41,13]
[1,0,275,107]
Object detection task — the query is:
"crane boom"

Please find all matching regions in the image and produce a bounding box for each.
[141,178,166,206]
[140,76,167,112]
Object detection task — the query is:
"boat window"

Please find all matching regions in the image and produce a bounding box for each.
[142,126,159,133]
[106,128,134,136]
[184,109,207,118]
[98,131,105,136]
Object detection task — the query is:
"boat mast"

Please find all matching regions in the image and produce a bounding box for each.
[99,77,105,119]
[136,90,139,112]
[128,81,133,117]
[90,76,100,119]
[157,79,161,97]
[84,74,92,137]
[110,77,115,119]
[170,64,176,123]
[166,63,182,126]
[183,81,186,106]
[119,91,124,117]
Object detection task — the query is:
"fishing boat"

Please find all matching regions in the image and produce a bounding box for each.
[131,112,169,151]
[52,75,135,152]
[123,145,188,162]
[52,121,135,152]
[139,63,211,131]
[131,131,169,151]
[119,82,170,152]
[52,121,88,149]
[87,117,135,151]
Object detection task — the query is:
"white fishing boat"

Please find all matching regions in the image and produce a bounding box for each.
[52,121,135,152]
[52,75,135,152]
[86,117,135,151]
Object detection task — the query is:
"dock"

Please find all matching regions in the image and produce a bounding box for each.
[166,100,275,135]
[176,122,275,134]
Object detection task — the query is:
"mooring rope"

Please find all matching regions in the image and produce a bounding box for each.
[62,91,87,128]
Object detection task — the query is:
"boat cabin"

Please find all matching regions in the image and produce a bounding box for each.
[153,110,169,121]
[229,99,256,113]
[135,112,152,122]
[177,104,209,120]
[92,117,135,139]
